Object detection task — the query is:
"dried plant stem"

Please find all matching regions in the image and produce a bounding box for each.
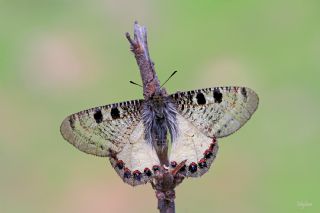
[126,21,184,213]
[125,22,160,100]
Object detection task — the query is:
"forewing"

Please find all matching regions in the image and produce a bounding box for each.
[60,99,143,157]
[170,87,259,138]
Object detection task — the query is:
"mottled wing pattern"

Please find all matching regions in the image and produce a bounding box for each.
[60,99,160,186]
[60,100,143,156]
[169,114,218,178]
[170,87,259,138]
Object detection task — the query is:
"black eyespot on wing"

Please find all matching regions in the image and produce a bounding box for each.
[93,110,103,123]
[189,162,197,173]
[196,92,206,105]
[213,88,223,103]
[241,87,247,100]
[144,168,152,177]
[116,160,124,170]
[198,159,207,168]
[69,117,75,129]
[133,170,142,181]
[110,107,120,119]
[124,168,131,179]
[152,165,160,172]
[204,149,213,159]
[170,161,177,168]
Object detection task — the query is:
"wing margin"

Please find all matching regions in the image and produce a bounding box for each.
[60,99,143,157]
[170,86,259,138]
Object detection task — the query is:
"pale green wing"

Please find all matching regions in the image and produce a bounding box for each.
[60,99,143,157]
[170,86,259,138]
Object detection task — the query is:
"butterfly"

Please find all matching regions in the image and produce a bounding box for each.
[60,85,258,186]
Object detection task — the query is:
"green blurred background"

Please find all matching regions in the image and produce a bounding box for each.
[1,0,319,212]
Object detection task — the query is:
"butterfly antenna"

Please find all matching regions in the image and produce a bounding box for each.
[160,71,178,88]
[129,80,143,87]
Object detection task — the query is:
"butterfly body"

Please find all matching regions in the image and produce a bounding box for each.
[142,90,178,149]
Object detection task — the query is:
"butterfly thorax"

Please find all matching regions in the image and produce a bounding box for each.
[142,89,179,153]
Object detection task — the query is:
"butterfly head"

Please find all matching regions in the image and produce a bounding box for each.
[145,85,167,100]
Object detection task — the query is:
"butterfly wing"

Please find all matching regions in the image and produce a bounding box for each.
[170,86,259,138]
[60,100,143,156]
[169,114,219,178]
[109,121,161,186]
[60,99,160,186]
[168,86,258,178]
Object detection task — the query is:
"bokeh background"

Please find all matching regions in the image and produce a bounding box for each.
[1,0,319,212]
